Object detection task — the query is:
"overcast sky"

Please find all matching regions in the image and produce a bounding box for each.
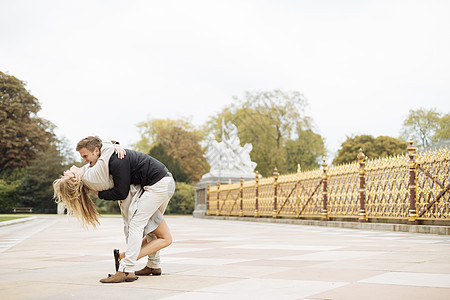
[1,0,449,162]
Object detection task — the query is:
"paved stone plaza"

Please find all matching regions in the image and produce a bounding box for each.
[1,215,450,299]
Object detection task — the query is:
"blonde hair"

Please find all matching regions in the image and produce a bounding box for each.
[53,176,100,228]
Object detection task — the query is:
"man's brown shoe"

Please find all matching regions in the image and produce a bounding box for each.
[135,266,162,276]
[99,271,137,283]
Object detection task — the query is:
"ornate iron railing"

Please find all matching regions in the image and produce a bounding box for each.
[206,140,450,224]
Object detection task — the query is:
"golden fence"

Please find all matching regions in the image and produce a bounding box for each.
[205,141,450,224]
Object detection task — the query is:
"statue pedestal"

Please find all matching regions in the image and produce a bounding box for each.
[193,174,257,218]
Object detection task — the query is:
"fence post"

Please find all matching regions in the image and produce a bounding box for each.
[273,167,279,219]
[407,139,418,225]
[206,184,210,216]
[239,177,244,217]
[321,158,329,221]
[358,149,368,222]
[254,171,260,218]
[216,180,221,216]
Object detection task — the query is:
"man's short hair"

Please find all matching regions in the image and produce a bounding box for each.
[76,136,102,152]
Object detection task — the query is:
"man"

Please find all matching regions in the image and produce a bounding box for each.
[76,136,175,283]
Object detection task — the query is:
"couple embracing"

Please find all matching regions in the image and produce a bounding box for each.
[53,136,175,283]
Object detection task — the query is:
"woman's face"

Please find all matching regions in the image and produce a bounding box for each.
[62,166,81,182]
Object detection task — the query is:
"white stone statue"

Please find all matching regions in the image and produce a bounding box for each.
[202,120,257,179]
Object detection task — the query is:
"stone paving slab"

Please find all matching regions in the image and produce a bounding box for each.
[0,215,450,299]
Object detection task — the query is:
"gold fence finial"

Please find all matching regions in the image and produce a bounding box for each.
[357,148,365,162]
[407,138,416,156]
[322,158,327,170]
[273,167,279,181]
[297,164,301,173]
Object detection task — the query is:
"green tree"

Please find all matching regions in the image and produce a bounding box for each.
[0,181,20,213]
[333,135,408,165]
[91,194,120,214]
[0,168,25,213]
[133,118,194,154]
[433,113,450,142]
[133,118,208,182]
[17,143,67,213]
[149,143,191,183]
[0,71,55,171]
[166,182,195,214]
[204,90,324,176]
[286,122,326,172]
[400,108,442,148]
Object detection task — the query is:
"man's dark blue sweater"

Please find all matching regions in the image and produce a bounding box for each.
[98,149,168,201]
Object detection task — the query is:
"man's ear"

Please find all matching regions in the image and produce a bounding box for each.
[94,147,100,157]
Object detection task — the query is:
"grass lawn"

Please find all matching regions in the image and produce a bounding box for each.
[0,216,26,222]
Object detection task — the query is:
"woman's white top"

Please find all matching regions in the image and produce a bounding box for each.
[80,142,163,237]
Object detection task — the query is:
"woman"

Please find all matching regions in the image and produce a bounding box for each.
[53,141,171,278]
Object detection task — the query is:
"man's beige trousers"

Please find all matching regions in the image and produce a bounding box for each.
[119,175,175,272]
